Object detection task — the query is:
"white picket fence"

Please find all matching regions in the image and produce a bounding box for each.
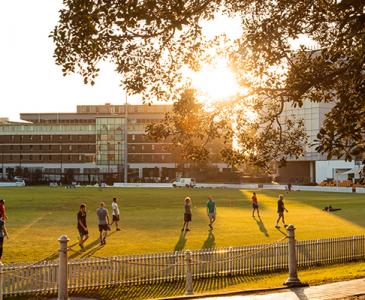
[1,235,365,296]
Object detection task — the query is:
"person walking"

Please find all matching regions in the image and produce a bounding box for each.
[0,199,7,221]
[251,192,260,217]
[110,198,121,231]
[181,197,192,232]
[0,218,9,262]
[77,203,89,250]
[207,196,216,229]
[275,194,288,228]
[96,202,110,245]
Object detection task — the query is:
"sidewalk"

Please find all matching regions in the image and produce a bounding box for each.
[200,278,365,300]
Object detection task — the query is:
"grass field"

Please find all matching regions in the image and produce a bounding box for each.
[1,186,365,263]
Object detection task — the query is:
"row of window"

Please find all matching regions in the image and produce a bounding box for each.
[0,134,162,143]
[0,154,172,163]
[77,105,171,114]
[0,144,171,153]
[0,145,95,152]
[32,119,95,124]
[0,135,95,142]
[1,154,94,162]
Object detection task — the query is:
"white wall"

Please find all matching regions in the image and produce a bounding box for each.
[315,160,356,183]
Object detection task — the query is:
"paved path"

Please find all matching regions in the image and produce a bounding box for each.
[200,278,365,300]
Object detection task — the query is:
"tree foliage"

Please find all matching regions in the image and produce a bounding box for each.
[51,0,365,168]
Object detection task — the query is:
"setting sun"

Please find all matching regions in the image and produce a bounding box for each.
[185,59,241,103]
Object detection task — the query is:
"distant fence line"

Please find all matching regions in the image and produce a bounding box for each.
[1,234,365,297]
[1,181,363,193]
[112,182,365,193]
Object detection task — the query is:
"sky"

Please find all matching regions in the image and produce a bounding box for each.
[0,1,133,121]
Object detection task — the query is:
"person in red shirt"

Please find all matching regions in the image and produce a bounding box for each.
[0,199,7,221]
[251,192,260,218]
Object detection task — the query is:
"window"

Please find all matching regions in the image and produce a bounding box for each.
[132,135,135,141]
[152,145,155,151]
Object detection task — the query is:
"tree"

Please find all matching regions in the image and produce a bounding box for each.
[51,0,365,167]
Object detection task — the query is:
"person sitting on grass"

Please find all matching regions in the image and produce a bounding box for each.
[323,205,342,212]
[181,197,192,232]
[77,203,89,251]
[275,194,288,229]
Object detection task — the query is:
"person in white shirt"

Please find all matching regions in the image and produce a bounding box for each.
[110,198,121,231]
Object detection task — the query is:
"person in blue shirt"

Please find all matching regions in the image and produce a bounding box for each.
[206,196,216,229]
[0,219,9,262]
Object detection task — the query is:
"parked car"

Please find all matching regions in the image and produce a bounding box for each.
[172,178,196,188]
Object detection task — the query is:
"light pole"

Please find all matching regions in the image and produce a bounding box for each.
[59,142,63,183]
[124,93,128,183]
[19,144,22,175]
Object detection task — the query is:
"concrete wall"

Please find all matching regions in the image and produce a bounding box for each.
[315,160,356,183]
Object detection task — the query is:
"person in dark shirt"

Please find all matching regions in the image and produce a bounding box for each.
[77,203,89,250]
[181,197,192,232]
[275,194,288,228]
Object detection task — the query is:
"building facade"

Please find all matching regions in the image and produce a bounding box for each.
[278,100,361,183]
[0,104,231,183]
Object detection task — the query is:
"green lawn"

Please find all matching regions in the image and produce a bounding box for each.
[1,186,365,263]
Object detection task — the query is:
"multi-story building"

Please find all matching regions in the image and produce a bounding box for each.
[0,104,231,183]
[278,100,361,183]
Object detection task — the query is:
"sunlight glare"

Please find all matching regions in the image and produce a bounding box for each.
[187,59,242,103]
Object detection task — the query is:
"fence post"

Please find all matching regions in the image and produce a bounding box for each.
[58,235,69,300]
[284,225,304,287]
[185,251,194,296]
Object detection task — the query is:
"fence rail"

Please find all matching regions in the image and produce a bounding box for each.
[2,235,365,296]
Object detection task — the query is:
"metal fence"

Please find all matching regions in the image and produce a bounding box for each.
[1,235,365,297]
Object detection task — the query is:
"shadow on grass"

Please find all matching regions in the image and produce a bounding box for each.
[253,216,269,237]
[202,230,216,249]
[68,230,117,259]
[259,189,365,229]
[174,231,187,251]
[5,271,287,300]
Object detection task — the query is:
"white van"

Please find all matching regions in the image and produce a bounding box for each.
[172,178,196,188]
